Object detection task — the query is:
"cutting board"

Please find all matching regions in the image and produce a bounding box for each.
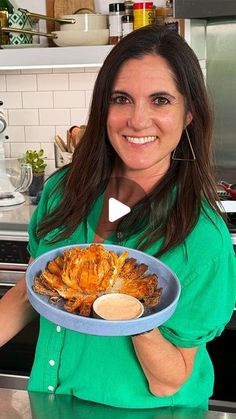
[46,0,95,45]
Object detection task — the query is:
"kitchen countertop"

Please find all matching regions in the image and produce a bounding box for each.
[1,388,236,419]
[0,196,35,234]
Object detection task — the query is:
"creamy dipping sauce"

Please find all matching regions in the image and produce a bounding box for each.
[94,294,144,320]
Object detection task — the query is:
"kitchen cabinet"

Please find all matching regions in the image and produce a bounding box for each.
[174,0,236,19]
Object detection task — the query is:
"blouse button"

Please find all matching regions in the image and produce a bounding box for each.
[117,232,123,240]
[56,325,61,333]
[49,359,55,366]
[48,385,55,392]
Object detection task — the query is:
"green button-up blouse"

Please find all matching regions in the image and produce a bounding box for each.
[27,170,236,409]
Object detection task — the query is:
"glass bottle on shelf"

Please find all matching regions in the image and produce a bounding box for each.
[122,13,134,37]
[108,3,125,45]
[166,0,172,15]
[0,0,14,45]
[124,0,134,15]
[122,0,134,38]
[0,0,14,13]
[164,0,184,35]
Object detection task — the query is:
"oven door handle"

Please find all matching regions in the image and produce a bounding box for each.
[0,282,16,288]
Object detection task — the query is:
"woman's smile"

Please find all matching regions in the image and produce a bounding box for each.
[125,135,157,145]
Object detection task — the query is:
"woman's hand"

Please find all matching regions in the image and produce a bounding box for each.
[132,329,198,397]
[0,265,37,347]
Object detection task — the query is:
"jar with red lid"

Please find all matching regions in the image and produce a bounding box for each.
[133,2,155,30]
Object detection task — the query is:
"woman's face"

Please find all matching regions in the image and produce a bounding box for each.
[107,54,192,177]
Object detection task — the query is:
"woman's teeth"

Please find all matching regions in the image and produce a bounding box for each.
[126,136,156,144]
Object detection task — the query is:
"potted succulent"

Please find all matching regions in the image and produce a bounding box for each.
[19,149,47,197]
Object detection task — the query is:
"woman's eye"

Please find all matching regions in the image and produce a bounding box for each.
[154,96,170,106]
[110,95,130,104]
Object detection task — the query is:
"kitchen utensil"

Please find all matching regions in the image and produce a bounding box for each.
[51,28,109,46]
[54,0,95,17]
[60,13,108,31]
[218,181,236,199]
[0,26,109,46]
[66,129,72,153]
[0,25,54,40]
[0,110,32,206]
[26,244,181,336]
[55,134,68,152]
[0,158,33,206]
[18,8,107,31]
[1,7,109,46]
[59,13,108,31]
[68,125,86,150]
[46,0,95,45]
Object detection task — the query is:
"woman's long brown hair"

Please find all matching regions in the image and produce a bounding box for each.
[37,25,221,257]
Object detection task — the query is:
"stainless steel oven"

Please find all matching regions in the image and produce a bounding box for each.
[208,234,236,412]
[208,310,236,413]
[0,203,39,390]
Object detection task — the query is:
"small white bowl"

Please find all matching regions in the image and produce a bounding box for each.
[93,293,144,321]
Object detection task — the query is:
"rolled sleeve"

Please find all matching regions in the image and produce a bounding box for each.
[160,252,236,348]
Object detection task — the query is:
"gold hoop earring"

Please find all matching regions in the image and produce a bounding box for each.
[172,128,196,162]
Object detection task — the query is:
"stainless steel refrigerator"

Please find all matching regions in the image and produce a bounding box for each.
[206,18,236,183]
[174,1,236,184]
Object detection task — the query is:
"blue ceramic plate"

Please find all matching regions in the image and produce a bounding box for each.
[26,244,181,336]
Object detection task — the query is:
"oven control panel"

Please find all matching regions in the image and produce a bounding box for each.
[0,230,30,271]
[0,240,30,265]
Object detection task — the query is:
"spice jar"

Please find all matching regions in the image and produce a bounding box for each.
[133,2,155,30]
[122,13,133,37]
[108,3,125,45]
[124,0,134,14]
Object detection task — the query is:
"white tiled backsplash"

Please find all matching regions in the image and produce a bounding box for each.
[0,59,206,177]
[0,67,98,175]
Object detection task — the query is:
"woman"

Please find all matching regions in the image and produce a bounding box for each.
[0,25,235,410]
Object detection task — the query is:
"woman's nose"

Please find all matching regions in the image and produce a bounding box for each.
[127,103,152,130]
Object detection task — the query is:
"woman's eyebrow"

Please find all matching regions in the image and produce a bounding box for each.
[111,90,176,99]
[111,90,130,95]
[150,91,176,99]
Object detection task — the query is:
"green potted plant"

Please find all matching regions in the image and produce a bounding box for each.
[19,149,47,197]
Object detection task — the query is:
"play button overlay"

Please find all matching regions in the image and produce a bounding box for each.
[108,197,131,222]
[88,176,151,242]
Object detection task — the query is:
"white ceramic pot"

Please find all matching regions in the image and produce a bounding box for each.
[17,8,108,32]
[51,28,109,47]
[59,13,108,31]
[0,27,110,47]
